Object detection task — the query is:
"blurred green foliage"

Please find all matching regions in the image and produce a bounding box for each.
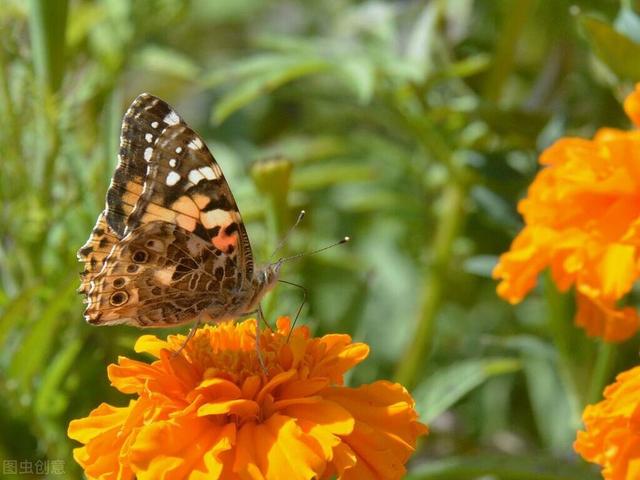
[1,0,640,478]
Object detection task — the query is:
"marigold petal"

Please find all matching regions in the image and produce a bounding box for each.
[323,381,428,480]
[624,83,640,127]
[108,357,160,395]
[575,294,639,342]
[129,416,235,480]
[599,243,638,299]
[279,378,330,399]
[195,377,243,399]
[277,398,354,436]
[135,334,169,357]
[575,365,640,478]
[198,399,260,419]
[67,402,133,444]
[234,415,327,480]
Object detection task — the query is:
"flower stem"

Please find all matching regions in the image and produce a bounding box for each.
[543,274,582,427]
[587,340,616,405]
[395,181,466,390]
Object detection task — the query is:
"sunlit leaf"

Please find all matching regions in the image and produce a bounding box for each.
[581,15,640,81]
[414,357,521,423]
[211,58,330,123]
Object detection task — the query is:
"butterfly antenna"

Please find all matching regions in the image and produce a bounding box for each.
[270,210,306,259]
[278,236,350,264]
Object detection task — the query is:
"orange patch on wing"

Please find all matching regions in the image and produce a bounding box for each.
[192,193,211,209]
[170,195,199,218]
[125,181,143,195]
[212,225,238,252]
[176,214,197,232]
[144,203,177,222]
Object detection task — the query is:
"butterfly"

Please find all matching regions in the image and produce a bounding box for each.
[77,93,282,332]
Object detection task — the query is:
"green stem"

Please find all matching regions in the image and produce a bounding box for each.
[482,0,535,103]
[395,181,467,390]
[29,0,69,94]
[543,274,582,427]
[587,341,616,405]
[251,158,293,320]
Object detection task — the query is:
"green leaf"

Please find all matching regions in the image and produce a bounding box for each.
[337,58,376,104]
[34,337,83,418]
[292,163,374,191]
[413,357,521,423]
[503,334,580,452]
[580,15,640,81]
[211,58,330,124]
[134,45,200,80]
[407,454,601,480]
[7,279,77,391]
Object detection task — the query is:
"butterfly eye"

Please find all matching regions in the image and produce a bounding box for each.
[132,250,149,263]
[109,291,129,306]
[126,264,139,273]
[113,277,126,288]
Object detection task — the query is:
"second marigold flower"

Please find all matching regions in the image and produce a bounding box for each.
[68,317,427,479]
[493,84,640,341]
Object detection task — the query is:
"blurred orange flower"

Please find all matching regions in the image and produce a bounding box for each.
[575,365,640,479]
[493,84,640,341]
[68,317,427,480]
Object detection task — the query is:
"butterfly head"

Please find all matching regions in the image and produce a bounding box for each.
[259,260,283,290]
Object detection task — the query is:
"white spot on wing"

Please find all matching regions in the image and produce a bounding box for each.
[169,158,177,168]
[153,267,175,285]
[188,137,204,150]
[199,166,217,180]
[166,171,181,186]
[163,110,180,126]
[145,133,153,143]
[175,147,182,153]
[201,209,232,228]
[188,169,205,184]
[144,147,153,162]
[151,121,159,129]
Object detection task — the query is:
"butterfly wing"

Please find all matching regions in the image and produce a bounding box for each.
[108,93,254,276]
[79,93,255,327]
[77,213,120,294]
[84,221,237,327]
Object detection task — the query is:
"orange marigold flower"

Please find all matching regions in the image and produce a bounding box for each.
[493,84,640,342]
[575,365,640,479]
[68,317,427,480]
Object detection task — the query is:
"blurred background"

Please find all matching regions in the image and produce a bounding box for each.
[2,0,640,478]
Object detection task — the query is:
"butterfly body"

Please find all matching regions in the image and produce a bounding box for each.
[78,93,278,328]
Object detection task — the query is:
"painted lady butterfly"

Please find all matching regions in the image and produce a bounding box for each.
[78,93,281,331]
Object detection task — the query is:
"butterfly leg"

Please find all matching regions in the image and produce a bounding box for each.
[255,304,268,374]
[172,315,202,357]
[278,279,307,342]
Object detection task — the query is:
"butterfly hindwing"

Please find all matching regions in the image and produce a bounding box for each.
[84,221,243,327]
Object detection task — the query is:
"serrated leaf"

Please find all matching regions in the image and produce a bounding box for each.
[580,15,640,81]
[413,357,521,423]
